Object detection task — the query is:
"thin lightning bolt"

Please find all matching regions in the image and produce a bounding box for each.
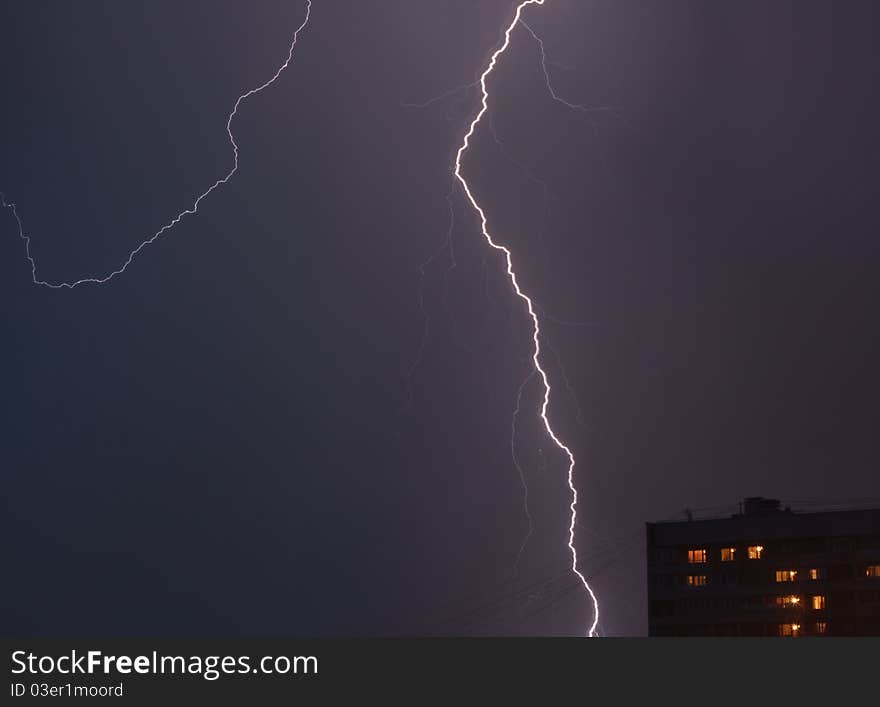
[486,110,554,250]
[433,183,476,359]
[520,19,619,118]
[511,370,536,574]
[1,1,313,289]
[543,334,588,429]
[400,81,479,110]
[453,0,599,636]
[401,182,457,414]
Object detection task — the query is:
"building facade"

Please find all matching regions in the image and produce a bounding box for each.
[646,498,880,636]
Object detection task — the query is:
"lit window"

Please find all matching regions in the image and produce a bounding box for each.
[775,570,798,582]
[687,575,707,587]
[809,568,825,581]
[775,595,801,607]
[688,549,707,564]
[867,565,880,578]
[812,595,826,610]
[721,547,736,562]
[815,622,827,635]
[778,623,801,637]
[748,545,764,559]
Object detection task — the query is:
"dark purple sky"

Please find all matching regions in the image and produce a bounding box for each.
[2,1,878,636]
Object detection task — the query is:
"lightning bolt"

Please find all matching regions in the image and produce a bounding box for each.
[1,1,313,289]
[453,0,599,637]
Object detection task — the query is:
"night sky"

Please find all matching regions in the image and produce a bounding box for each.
[2,1,879,637]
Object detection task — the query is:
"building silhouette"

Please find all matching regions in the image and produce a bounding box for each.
[646,497,880,636]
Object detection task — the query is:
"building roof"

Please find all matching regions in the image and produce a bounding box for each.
[648,499,880,545]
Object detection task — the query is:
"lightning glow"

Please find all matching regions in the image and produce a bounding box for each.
[453,0,600,636]
[1,1,313,289]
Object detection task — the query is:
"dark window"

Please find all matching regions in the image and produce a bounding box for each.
[650,600,674,617]
[831,538,855,552]
[652,548,675,562]
[829,564,853,580]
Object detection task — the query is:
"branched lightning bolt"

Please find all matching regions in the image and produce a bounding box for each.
[1,1,313,288]
[5,0,600,636]
[453,0,599,636]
